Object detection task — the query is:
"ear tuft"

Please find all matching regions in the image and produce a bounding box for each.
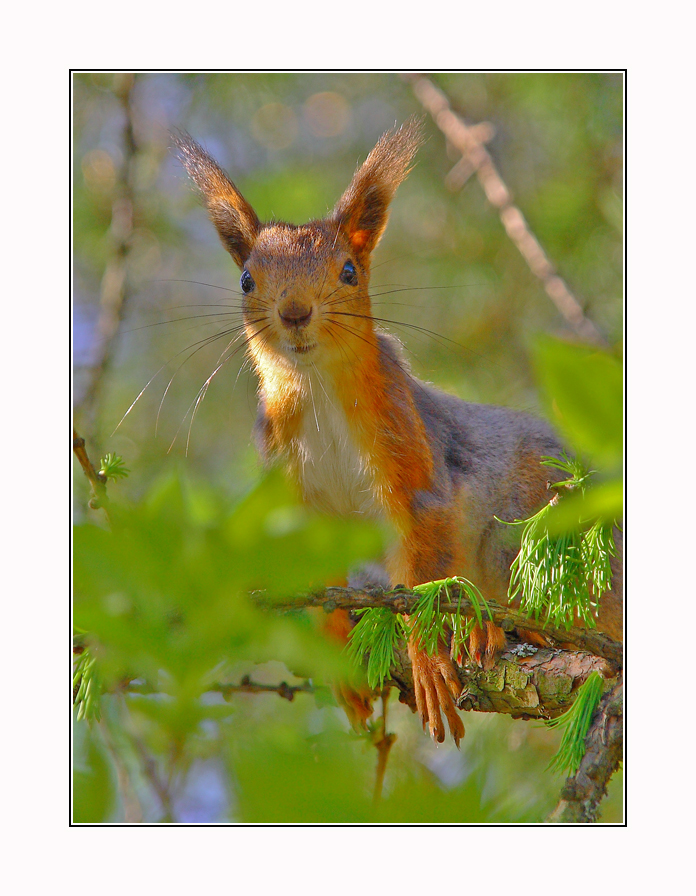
[332,117,423,261]
[172,130,260,268]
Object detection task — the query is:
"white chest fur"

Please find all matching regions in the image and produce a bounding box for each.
[289,372,381,518]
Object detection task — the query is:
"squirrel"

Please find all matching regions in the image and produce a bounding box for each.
[174,118,623,746]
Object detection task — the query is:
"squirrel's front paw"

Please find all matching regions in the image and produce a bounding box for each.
[408,639,465,746]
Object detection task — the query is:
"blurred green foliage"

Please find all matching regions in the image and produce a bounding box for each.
[73,466,588,823]
[534,337,623,529]
[534,337,623,475]
[73,721,115,823]
[73,470,383,821]
[72,72,623,823]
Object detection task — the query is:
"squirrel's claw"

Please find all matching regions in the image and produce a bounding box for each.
[408,639,465,747]
[469,622,507,671]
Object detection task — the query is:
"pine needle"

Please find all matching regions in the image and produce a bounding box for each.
[581,519,617,597]
[99,452,130,481]
[409,576,489,655]
[503,455,617,631]
[346,608,406,690]
[546,672,605,775]
[73,640,102,723]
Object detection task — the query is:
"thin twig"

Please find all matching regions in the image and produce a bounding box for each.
[372,690,396,806]
[124,710,175,822]
[73,428,110,516]
[98,716,143,823]
[77,73,139,445]
[124,676,319,703]
[219,675,317,702]
[404,73,609,347]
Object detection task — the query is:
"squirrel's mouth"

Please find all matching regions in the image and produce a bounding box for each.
[287,343,316,355]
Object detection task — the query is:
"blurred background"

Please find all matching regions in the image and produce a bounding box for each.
[73,72,623,823]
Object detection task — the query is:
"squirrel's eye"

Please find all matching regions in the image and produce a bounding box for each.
[339,260,358,286]
[240,270,255,294]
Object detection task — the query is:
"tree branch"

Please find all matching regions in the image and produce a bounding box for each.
[262,584,623,667]
[256,583,622,725]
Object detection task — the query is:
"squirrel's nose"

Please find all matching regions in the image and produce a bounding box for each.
[278,304,313,328]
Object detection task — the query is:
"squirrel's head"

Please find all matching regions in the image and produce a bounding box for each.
[174,120,423,370]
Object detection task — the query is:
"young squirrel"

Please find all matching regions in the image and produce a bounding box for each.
[175,119,623,746]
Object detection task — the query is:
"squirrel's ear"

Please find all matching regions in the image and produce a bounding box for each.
[173,131,260,268]
[332,118,423,261]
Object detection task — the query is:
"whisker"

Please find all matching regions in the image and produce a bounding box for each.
[234,350,256,388]
[155,321,260,436]
[168,323,271,455]
[316,278,345,307]
[327,309,477,355]
[313,256,333,313]
[329,319,424,383]
[152,278,241,294]
[306,366,320,432]
[370,301,422,310]
[163,302,250,309]
[182,324,271,451]
[321,279,459,311]
[310,361,338,412]
[323,317,384,355]
[114,316,265,435]
[123,310,248,335]
[369,255,416,271]
[324,315,452,382]
[320,318,362,366]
